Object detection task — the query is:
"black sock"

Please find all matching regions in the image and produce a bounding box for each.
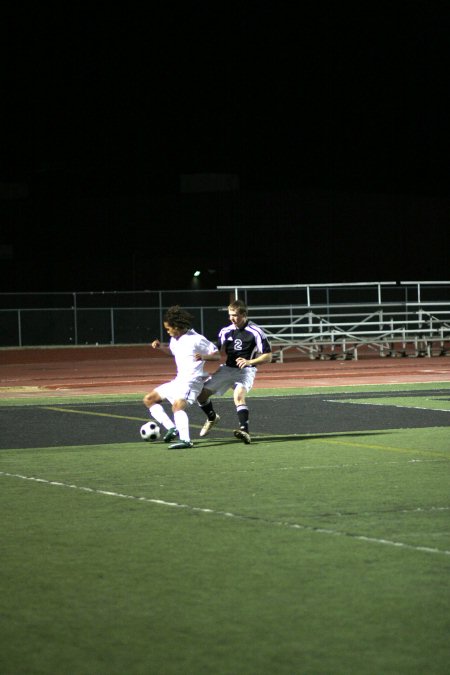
[237,405,249,432]
[199,400,216,421]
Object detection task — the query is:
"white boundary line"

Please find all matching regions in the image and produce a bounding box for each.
[326,399,450,413]
[2,470,450,557]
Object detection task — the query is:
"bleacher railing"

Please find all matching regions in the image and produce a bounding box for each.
[218,282,450,360]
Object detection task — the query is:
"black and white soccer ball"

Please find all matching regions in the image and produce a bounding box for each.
[140,421,161,441]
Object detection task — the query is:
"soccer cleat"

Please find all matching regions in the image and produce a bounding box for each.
[199,413,221,437]
[168,440,194,450]
[163,427,179,443]
[234,429,251,444]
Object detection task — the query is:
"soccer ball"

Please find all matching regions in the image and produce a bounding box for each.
[140,421,161,441]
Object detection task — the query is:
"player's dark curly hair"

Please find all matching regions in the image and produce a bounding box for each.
[163,305,194,331]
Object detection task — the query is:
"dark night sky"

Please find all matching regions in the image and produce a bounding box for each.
[2,2,450,292]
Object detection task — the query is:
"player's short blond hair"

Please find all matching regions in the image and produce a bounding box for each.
[228,299,247,316]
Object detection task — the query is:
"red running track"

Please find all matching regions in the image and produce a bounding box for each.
[1,345,449,399]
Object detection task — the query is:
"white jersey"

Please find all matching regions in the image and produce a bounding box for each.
[169,329,218,383]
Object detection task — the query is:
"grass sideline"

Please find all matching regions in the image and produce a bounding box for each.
[1,384,449,675]
[1,379,450,406]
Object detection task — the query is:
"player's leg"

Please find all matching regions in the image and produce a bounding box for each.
[143,386,178,441]
[233,384,251,444]
[171,399,191,446]
[232,367,256,444]
[167,386,200,449]
[197,386,221,437]
[197,366,239,437]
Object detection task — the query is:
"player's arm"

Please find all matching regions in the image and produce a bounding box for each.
[151,339,171,354]
[236,351,272,368]
[195,352,221,362]
[194,347,221,362]
[194,338,222,362]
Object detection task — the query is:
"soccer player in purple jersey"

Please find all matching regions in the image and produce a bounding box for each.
[197,299,272,444]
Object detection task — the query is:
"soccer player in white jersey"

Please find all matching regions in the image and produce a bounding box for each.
[143,306,220,449]
[197,299,272,444]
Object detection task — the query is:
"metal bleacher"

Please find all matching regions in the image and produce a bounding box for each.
[218,281,450,361]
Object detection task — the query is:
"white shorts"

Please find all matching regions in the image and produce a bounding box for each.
[155,377,206,405]
[203,364,257,396]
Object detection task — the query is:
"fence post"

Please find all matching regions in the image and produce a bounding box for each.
[110,308,115,345]
[17,309,22,347]
[73,292,78,345]
[158,291,163,341]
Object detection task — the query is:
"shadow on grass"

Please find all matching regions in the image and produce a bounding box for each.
[198,431,393,448]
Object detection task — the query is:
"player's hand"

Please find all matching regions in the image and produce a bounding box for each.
[236,357,248,369]
[151,339,161,349]
[194,352,203,361]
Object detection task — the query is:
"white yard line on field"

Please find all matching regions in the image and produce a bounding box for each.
[1,470,449,557]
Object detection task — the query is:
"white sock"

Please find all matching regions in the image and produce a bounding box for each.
[174,409,190,442]
[149,404,174,431]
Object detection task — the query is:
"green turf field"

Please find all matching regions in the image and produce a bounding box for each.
[1,383,449,675]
